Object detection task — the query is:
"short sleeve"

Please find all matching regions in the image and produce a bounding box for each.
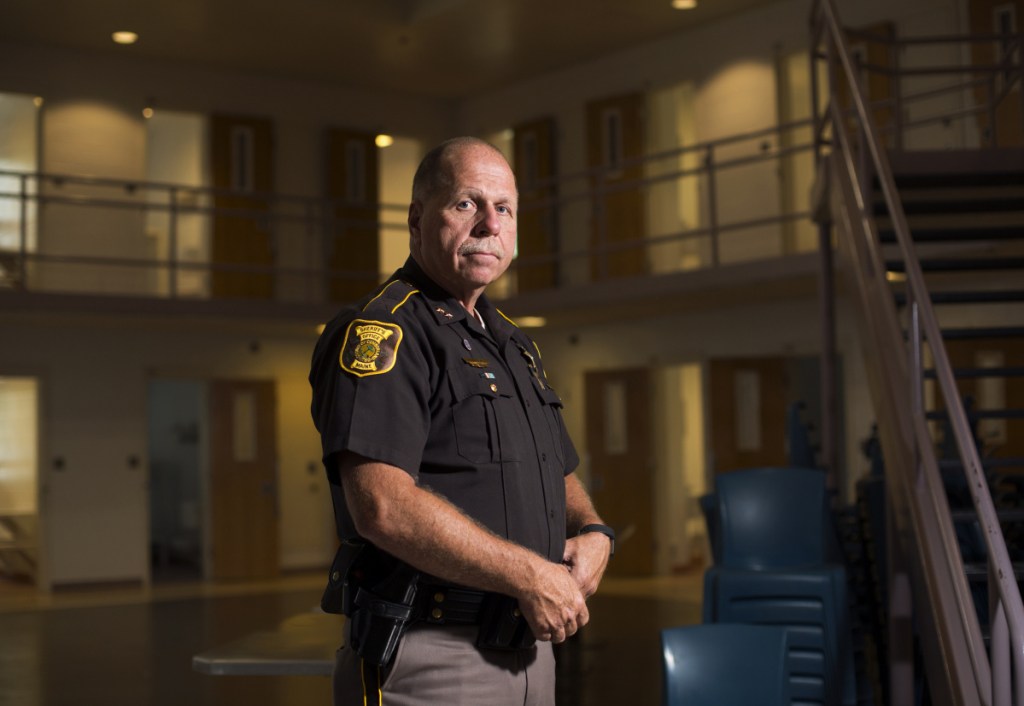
[310,311,431,477]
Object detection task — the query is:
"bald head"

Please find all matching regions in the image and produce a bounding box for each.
[412,137,516,204]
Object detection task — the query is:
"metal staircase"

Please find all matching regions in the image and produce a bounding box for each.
[812,1,1024,704]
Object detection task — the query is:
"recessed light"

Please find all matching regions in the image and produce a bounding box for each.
[112,31,139,45]
[672,0,697,9]
[142,107,154,119]
[375,134,394,148]
[515,316,547,328]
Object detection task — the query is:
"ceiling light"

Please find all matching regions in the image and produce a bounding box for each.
[33,96,43,108]
[672,0,698,8]
[316,323,326,335]
[885,271,907,283]
[515,316,547,328]
[375,134,394,148]
[112,31,139,45]
[142,107,154,119]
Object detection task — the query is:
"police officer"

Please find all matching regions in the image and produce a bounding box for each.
[309,137,613,705]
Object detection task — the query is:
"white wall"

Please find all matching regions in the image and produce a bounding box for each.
[0,316,330,585]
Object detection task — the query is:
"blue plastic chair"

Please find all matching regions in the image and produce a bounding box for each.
[661,623,792,706]
[716,466,837,568]
[703,564,851,706]
[704,466,855,705]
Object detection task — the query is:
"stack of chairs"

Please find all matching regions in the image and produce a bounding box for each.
[701,466,854,706]
[661,623,793,706]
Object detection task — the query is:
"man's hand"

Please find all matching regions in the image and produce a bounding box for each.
[515,558,589,644]
[562,532,611,598]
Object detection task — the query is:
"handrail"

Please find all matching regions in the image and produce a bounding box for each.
[812,0,1024,703]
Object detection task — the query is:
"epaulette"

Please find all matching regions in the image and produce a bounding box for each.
[361,279,420,316]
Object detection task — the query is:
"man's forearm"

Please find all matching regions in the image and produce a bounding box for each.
[340,453,588,643]
[341,454,544,596]
[565,472,604,534]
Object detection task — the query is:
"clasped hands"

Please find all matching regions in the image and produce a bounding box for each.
[518,532,611,644]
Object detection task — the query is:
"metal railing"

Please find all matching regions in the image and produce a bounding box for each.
[0,119,821,305]
[811,0,1024,703]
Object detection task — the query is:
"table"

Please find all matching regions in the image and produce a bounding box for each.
[192,611,346,676]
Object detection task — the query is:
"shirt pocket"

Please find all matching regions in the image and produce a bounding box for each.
[448,367,517,464]
[533,380,567,468]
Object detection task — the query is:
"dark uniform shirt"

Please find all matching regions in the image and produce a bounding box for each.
[310,257,579,564]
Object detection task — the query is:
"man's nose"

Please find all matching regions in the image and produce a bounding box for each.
[474,204,501,236]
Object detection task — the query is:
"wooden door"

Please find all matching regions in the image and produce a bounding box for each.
[325,129,380,303]
[586,93,647,281]
[708,358,789,474]
[584,368,654,575]
[209,379,279,580]
[969,0,1023,146]
[210,115,275,299]
[513,118,559,292]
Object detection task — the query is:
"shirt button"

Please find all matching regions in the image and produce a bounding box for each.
[541,453,547,462]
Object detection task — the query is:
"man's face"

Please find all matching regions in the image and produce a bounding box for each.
[409,144,518,306]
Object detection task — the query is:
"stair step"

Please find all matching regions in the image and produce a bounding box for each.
[895,290,1024,305]
[875,197,1024,216]
[951,508,1024,523]
[887,172,1024,189]
[939,326,1024,340]
[939,457,1024,471]
[886,257,1024,272]
[963,562,1024,579]
[926,408,1024,420]
[879,225,1024,243]
[924,366,1024,379]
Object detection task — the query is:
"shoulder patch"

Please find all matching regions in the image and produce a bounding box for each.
[339,319,404,377]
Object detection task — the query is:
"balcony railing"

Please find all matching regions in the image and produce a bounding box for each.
[0,120,822,306]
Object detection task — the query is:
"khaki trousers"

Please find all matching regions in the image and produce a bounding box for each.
[333,623,555,706]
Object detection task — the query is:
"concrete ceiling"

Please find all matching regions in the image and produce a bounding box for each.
[1,0,781,99]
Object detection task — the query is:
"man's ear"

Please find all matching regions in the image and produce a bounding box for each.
[408,201,422,247]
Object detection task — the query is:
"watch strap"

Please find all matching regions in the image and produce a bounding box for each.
[578,523,615,558]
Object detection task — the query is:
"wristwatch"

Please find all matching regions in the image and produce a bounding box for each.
[578,524,615,558]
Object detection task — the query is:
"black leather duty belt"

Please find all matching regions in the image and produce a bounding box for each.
[415,584,488,626]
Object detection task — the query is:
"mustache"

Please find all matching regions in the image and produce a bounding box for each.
[459,241,506,259]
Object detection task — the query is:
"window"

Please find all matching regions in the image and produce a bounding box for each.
[345,140,367,204]
[601,108,624,179]
[230,126,254,193]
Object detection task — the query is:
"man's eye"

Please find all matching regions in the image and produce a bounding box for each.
[456,200,474,210]
[496,205,511,215]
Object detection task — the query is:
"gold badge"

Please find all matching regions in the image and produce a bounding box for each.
[340,319,403,377]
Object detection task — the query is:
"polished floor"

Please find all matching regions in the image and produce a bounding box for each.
[0,570,704,706]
